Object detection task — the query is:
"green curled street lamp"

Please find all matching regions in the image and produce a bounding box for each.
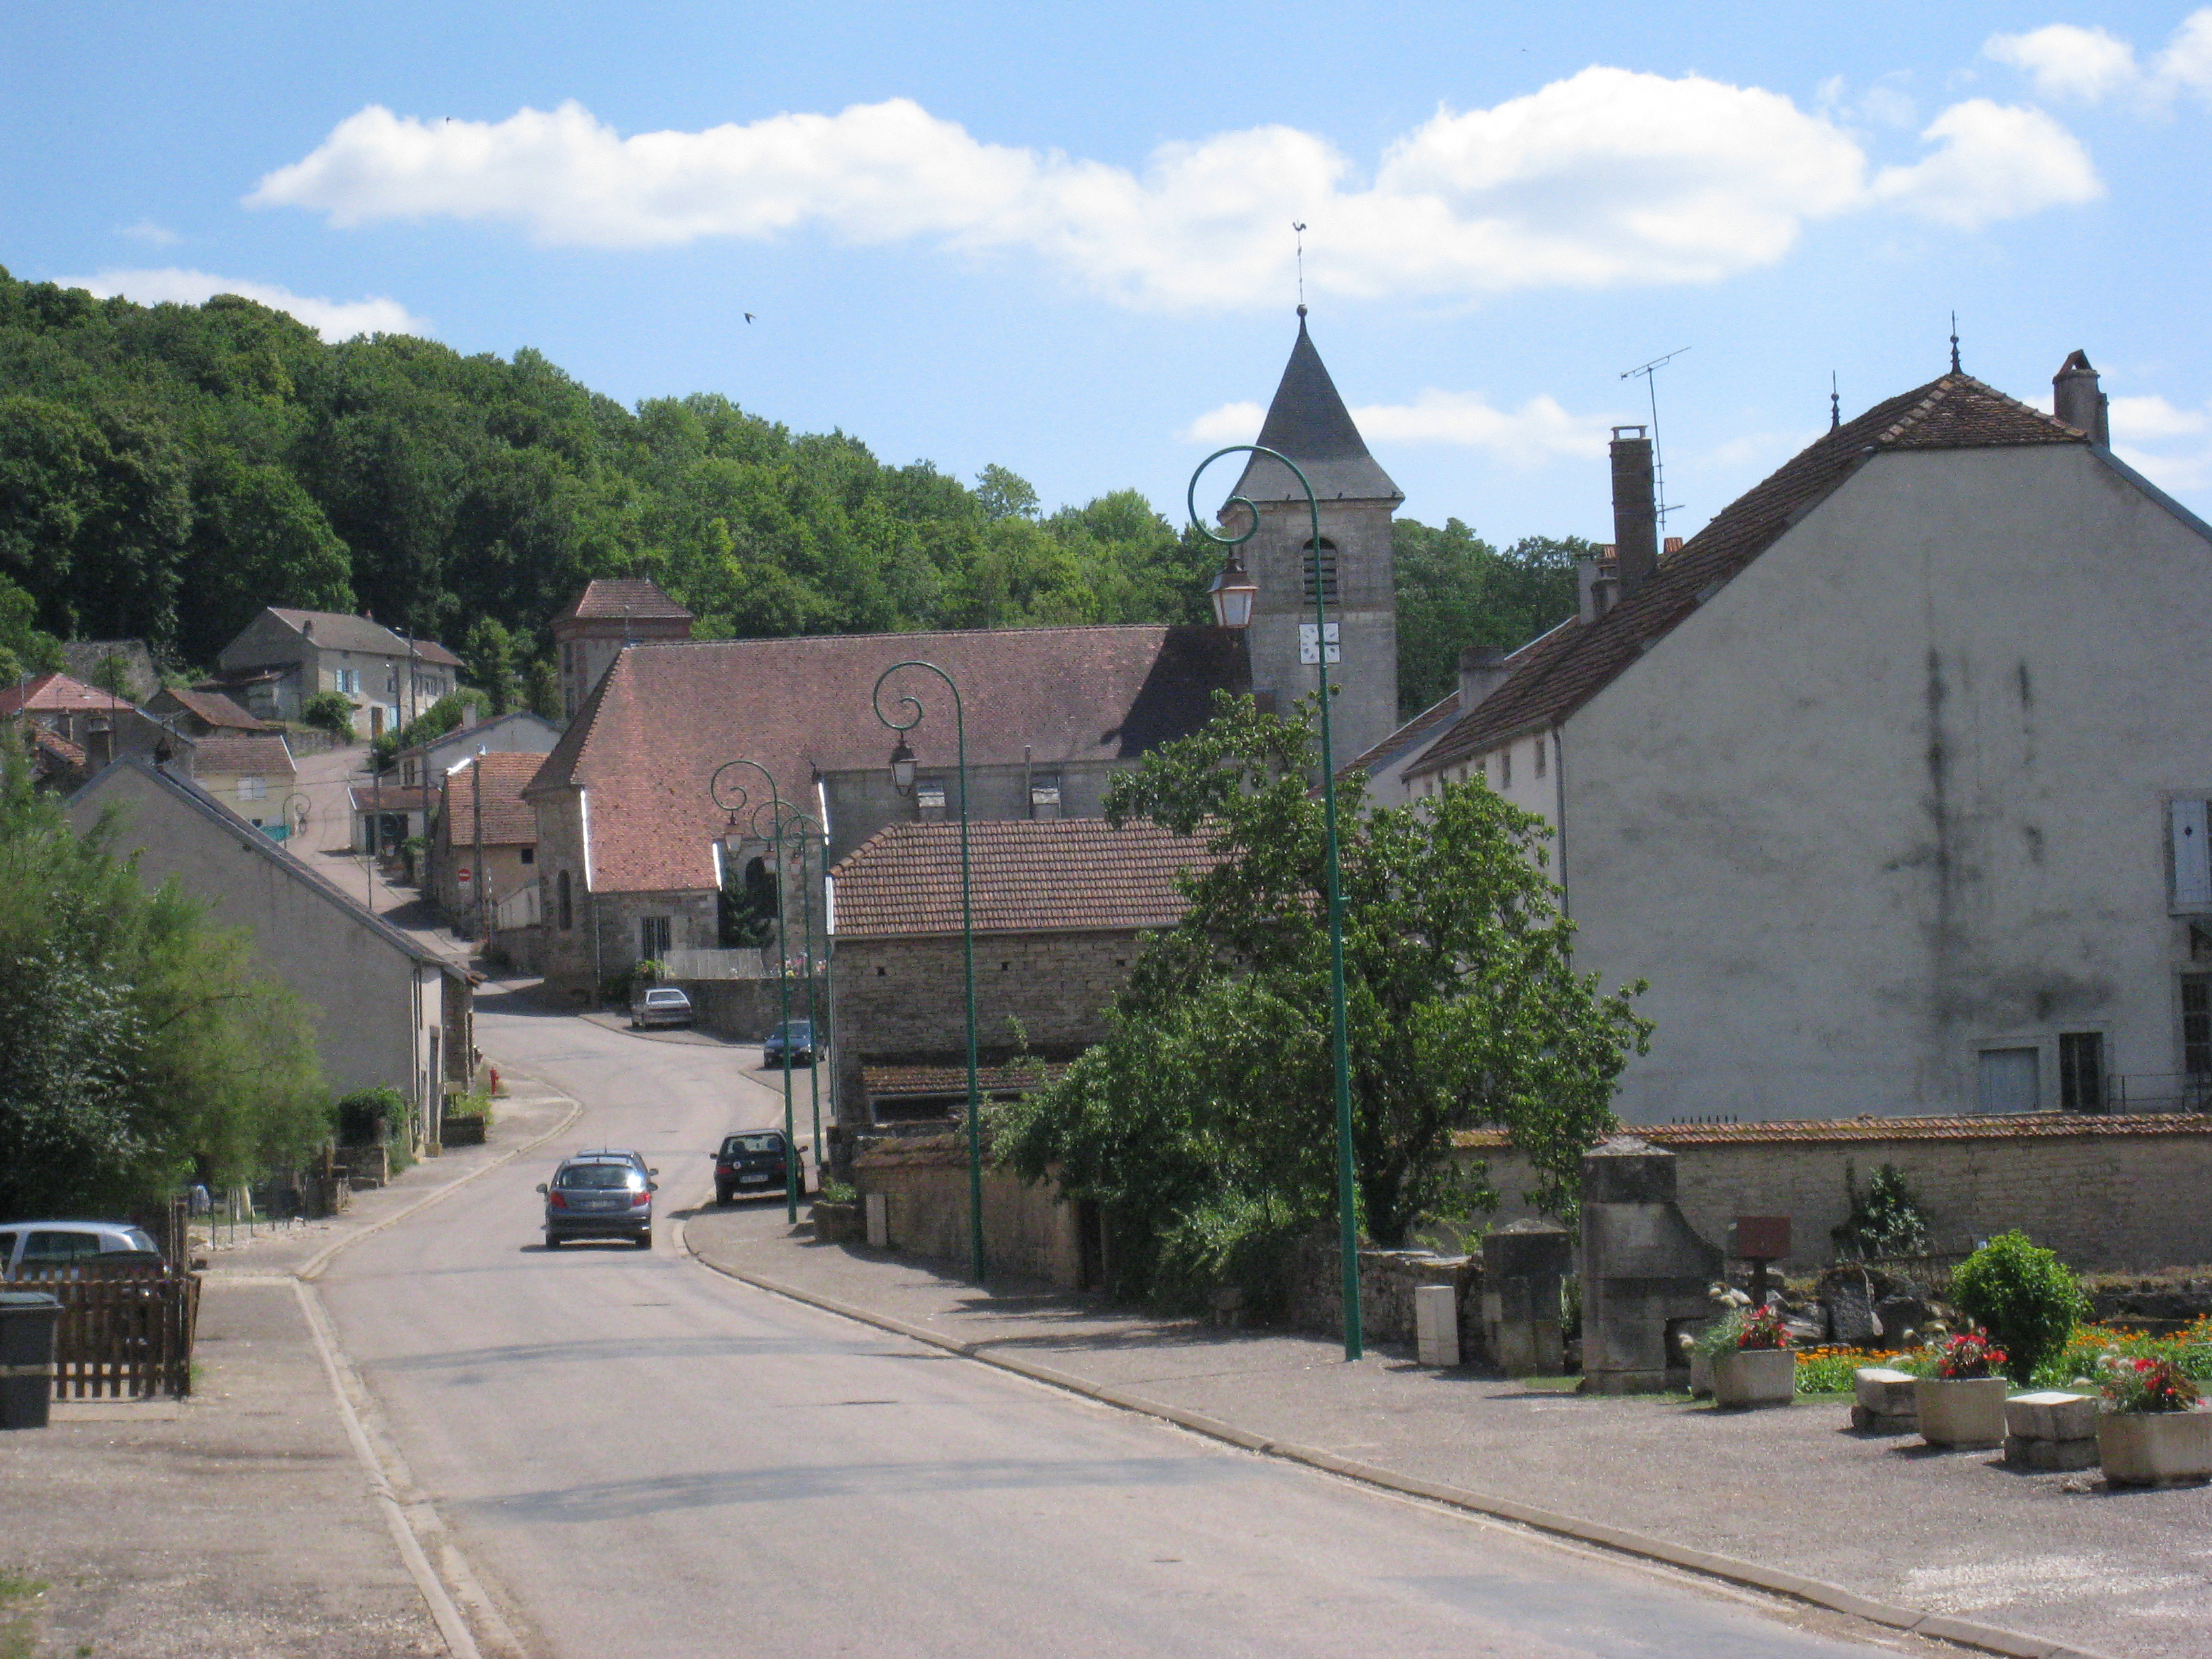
[711,758,800,1223]
[1188,443,1362,1362]
[757,798,829,1197]
[872,660,984,1284]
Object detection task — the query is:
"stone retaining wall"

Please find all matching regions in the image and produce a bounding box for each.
[1285,1239,1483,1351]
[852,1133,1082,1286]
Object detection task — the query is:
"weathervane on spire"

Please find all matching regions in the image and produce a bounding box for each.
[1292,222,1307,314]
[1949,311,1961,375]
[1830,371,1840,432]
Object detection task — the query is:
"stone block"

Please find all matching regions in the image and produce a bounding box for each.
[1414,1284,1460,1368]
[1851,1405,1917,1435]
[2003,1433,2100,1471]
[2005,1390,2098,1442]
[1827,1282,1881,1344]
[1853,1367,1919,1419]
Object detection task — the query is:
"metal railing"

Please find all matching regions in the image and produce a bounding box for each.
[2090,1073,2212,1115]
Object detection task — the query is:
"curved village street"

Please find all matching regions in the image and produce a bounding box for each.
[312,994,1916,1659]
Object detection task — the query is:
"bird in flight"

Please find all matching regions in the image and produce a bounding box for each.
[744,312,756,323]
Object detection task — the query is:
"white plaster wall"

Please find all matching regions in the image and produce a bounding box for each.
[1559,446,2212,1122]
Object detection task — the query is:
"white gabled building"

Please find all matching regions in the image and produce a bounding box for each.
[1378,354,2212,1125]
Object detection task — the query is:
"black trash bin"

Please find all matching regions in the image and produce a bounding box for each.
[1,1290,62,1429]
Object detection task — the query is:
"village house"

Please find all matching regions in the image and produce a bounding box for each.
[350,779,436,856]
[427,752,541,940]
[212,608,462,738]
[552,577,693,719]
[1,669,188,772]
[827,817,1216,1128]
[390,708,560,789]
[146,685,270,737]
[67,758,475,1140]
[1361,352,2212,1126]
[183,731,298,836]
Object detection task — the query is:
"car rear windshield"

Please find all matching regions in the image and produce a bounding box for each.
[723,1134,785,1154]
[770,1022,811,1038]
[556,1165,643,1189]
[646,990,687,1004]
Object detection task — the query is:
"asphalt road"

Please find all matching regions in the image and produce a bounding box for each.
[317,989,1922,1659]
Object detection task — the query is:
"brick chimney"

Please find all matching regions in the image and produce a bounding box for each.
[1457,645,1514,712]
[2053,350,2109,445]
[1610,426,1658,597]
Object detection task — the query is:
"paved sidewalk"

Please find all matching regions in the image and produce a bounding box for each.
[0,1069,580,1658]
[684,1205,2212,1659]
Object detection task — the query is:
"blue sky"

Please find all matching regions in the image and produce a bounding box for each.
[6,2,2211,547]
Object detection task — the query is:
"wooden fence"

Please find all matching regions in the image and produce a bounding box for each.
[16,1266,201,1399]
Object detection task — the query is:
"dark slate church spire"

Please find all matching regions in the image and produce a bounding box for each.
[1230,309,1403,506]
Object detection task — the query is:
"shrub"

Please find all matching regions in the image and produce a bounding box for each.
[336,1085,408,1147]
[1151,1190,1309,1320]
[300,691,356,740]
[1831,1161,1930,1258]
[1950,1231,2086,1385]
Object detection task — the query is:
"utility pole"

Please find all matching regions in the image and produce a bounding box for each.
[472,749,489,945]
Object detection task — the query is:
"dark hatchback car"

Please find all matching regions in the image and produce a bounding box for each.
[714,1131,804,1204]
[760,1019,816,1067]
[537,1155,659,1248]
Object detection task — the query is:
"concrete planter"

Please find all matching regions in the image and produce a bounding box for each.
[812,1201,858,1244]
[2098,1409,2212,1486]
[1916,1376,2009,1448]
[1711,1347,1796,1409]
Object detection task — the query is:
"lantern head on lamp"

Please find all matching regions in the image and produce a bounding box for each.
[888,735,918,795]
[1208,549,1258,631]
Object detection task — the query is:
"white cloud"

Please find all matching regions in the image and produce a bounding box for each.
[249,70,2102,312]
[2108,393,2212,491]
[1869,100,2102,228]
[119,220,181,247]
[57,268,431,341]
[1985,9,2212,106]
[1985,24,2139,101]
[1184,389,1610,469]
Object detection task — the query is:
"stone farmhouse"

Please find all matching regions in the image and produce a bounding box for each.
[1355,352,2212,1126]
[212,607,462,738]
[827,817,1218,1128]
[523,623,1244,996]
[68,758,475,1139]
[1,670,185,772]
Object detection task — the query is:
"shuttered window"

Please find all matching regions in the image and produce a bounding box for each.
[2173,799,2212,909]
[1300,539,1339,606]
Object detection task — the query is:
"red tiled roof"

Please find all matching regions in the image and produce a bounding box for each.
[20,721,88,771]
[0,671,136,718]
[529,625,1246,894]
[832,817,1218,937]
[188,733,296,777]
[156,687,268,729]
[1408,374,2086,779]
[348,782,438,813]
[439,752,541,847]
[554,578,695,623]
[1452,1112,2212,1149]
[860,1060,1073,1097]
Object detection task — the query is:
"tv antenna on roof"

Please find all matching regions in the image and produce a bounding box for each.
[1620,346,1689,531]
[1292,222,1307,311]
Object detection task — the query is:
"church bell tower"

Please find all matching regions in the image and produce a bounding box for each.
[1221,309,1402,761]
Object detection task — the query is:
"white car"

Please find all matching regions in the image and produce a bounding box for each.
[0,1221,165,1279]
[630,986,695,1029]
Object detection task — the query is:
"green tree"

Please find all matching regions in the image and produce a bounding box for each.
[998,693,1649,1298]
[88,652,134,697]
[523,656,562,722]
[975,464,1040,522]
[0,735,329,1214]
[176,455,354,666]
[1392,521,1589,716]
[300,691,357,741]
[0,573,63,682]
[460,617,518,716]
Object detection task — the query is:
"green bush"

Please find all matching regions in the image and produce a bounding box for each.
[1950,1231,2087,1385]
[1152,1190,1310,1319]
[300,691,356,740]
[1830,1162,1930,1258]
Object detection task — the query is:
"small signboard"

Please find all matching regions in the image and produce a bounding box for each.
[457,867,473,885]
[1730,1214,1792,1261]
[1298,621,1340,665]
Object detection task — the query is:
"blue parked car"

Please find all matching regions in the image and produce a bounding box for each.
[761,1019,817,1067]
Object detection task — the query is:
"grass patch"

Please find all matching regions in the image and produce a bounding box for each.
[0,1573,44,1606]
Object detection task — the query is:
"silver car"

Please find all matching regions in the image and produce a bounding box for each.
[537,1157,658,1249]
[630,986,693,1029]
[0,1221,165,1279]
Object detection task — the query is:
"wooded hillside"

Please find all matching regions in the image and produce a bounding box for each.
[0,268,1580,716]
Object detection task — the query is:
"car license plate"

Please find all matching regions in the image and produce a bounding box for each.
[739,1173,770,1184]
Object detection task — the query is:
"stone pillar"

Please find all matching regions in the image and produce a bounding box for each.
[1414,1284,1460,1367]
[1481,1219,1573,1376]
[1579,1137,1723,1395]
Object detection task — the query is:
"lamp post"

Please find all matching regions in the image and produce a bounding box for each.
[872,661,984,1284]
[758,800,828,1195]
[710,759,800,1223]
[1187,443,1363,1362]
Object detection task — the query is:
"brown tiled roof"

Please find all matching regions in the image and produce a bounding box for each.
[861,1060,1073,1098]
[188,733,296,777]
[0,671,136,718]
[832,817,1219,937]
[439,752,541,847]
[156,688,268,729]
[19,721,88,773]
[528,625,1246,894]
[348,782,438,814]
[1452,1112,2212,1150]
[1408,374,2086,779]
[554,578,695,623]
